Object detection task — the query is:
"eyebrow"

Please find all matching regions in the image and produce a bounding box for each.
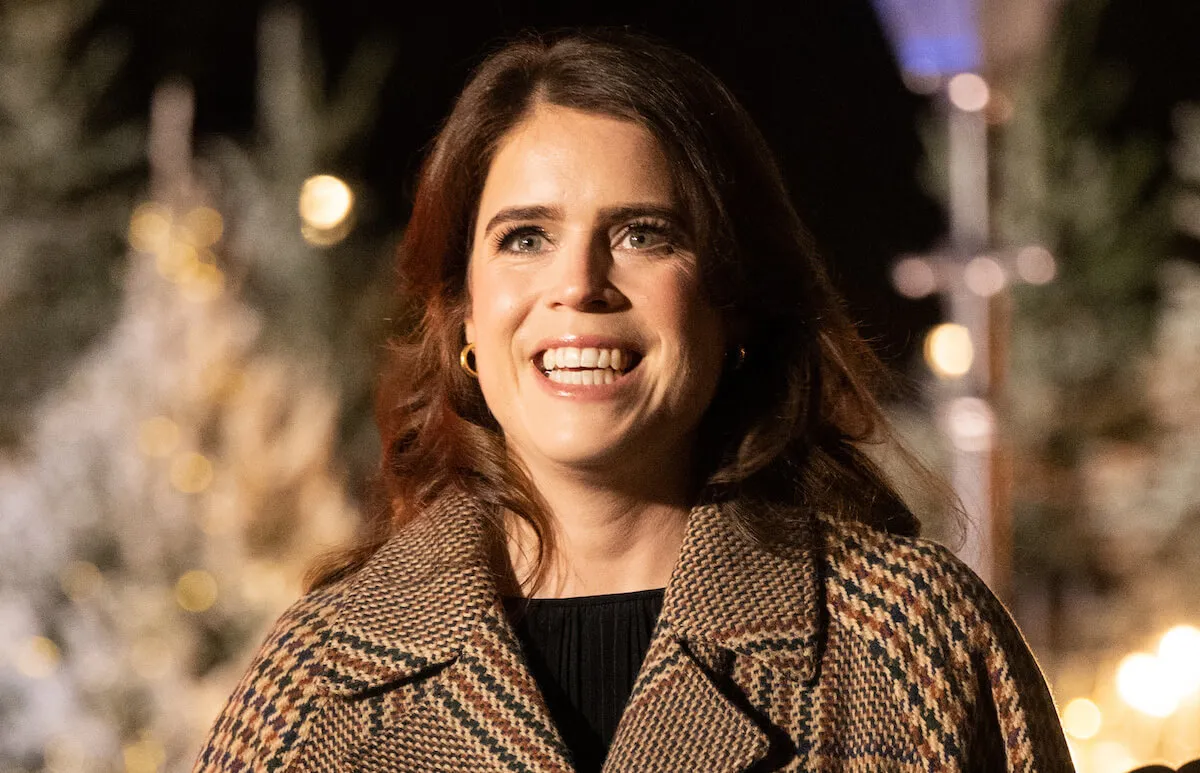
[481,203,684,236]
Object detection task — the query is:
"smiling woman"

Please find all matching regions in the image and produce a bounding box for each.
[194,30,1074,773]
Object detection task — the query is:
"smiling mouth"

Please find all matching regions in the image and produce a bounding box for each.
[535,345,643,385]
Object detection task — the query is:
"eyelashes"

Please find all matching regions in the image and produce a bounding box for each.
[490,218,681,254]
[491,224,549,253]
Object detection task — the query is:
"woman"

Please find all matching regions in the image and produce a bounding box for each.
[195,30,1074,772]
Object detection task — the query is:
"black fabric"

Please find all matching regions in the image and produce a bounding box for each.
[504,588,665,773]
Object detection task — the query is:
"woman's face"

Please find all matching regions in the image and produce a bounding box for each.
[466,103,725,479]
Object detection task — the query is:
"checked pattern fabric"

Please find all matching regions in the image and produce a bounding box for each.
[194,492,1074,772]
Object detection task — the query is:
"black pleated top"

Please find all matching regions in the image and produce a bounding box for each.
[504,588,666,772]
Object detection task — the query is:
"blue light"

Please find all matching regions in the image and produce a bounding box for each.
[871,0,982,77]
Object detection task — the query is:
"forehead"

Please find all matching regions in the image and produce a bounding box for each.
[477,103,676,217]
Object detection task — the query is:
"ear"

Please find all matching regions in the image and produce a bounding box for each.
[464,318,476,345]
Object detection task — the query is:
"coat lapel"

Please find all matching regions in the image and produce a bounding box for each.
[316,491,574,772]
[604,503,823,772]
[315,495,822,772]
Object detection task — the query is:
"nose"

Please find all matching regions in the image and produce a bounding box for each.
[546,236,628,312]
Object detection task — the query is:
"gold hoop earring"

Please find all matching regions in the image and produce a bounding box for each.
[460,343,478,378]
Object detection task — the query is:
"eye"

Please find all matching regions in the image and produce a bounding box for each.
[615,220,676,253]
[494,225,551,253]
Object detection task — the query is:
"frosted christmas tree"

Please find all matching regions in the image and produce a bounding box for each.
[0,5,393,771]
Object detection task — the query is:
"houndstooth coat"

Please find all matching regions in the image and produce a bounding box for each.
[194,492,1074,772]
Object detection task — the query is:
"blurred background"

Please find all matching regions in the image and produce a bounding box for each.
[1,1,1198,771]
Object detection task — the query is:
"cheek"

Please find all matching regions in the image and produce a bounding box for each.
[468,270,528,366]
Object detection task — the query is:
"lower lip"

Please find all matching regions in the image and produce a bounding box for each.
[532,363,639,400]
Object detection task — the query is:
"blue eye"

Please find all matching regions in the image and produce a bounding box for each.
[495,226,549,253]
[617,221,675,253]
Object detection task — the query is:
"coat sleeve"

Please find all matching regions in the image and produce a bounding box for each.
[192,587,339,773]
[930,544,1076,773]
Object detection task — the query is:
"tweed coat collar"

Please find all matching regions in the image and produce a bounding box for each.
[315,490,823,771]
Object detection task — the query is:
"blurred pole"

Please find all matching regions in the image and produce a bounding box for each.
[872,0,1007,591]
[944,77,997,588]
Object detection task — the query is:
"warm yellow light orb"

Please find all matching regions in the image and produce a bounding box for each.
[299,175,354,231]
[924,323,974,378]
[175,570,218,613]
[1061,697,1102,740]
[128,203,172,253]
[1116,652,1178,717]
[1158,624,1200,696]
[170,452,213,494]
[122,737,166,773]
[181,206,224,247]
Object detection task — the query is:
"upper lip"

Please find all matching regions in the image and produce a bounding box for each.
[530,334,645,360]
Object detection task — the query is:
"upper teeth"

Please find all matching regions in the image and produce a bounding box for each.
[541,346,629,372]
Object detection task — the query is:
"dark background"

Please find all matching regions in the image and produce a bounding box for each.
[87,1,1200,364]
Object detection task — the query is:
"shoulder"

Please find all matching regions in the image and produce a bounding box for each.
[813,518,1073,766]
[814,515,1047,687]
[193,578,349,772]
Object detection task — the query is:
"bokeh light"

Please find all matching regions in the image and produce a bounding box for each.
[948,72,990,112]
[175,570,218,613]
[170,452,213,494]
[945,396,995,453]
[1116,652,1178,717]
[1061,697,1103,740]
[964,256,1007,297]
[891,257,938,298]
[128,203,172,253]
[924,323,974,378]
[122,737,166,773]
[181,206,224,247]
[180,262,225,303]
[1016,245,1057,285]
[299,175,353,230]
[1157,624,1200,696]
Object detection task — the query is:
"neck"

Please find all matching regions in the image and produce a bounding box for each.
[505,455,692,599]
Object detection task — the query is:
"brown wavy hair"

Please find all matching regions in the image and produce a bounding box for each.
[310,29,939,591]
